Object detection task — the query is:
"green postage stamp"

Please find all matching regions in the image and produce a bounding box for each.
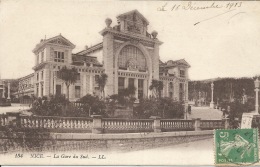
[215,129,259,164]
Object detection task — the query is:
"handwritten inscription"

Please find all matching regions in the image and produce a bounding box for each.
[157,1,243,11]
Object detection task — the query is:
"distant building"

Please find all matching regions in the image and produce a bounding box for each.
[13,73,34,98]
[16,10,190,101]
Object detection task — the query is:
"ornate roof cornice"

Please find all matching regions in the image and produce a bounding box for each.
[100,28,163,45]
[32,62,47,71]
[117,10,149,25]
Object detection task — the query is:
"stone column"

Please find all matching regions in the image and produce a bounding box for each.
[153,43,159,80]
[150,116,161,133]
[134,78,138,99]
[2,85,5,98]
[53,76,56,95]
[82,73,87,97]
[124,77,128,88]
[143,79,148,98]
[89,75,93,95]
[7,82,10,100]
[86,74,90,94]
[165,81,168,98]
[185,81,189,101]
[222,118,229,129]
[184,102,189,119]
[102,32,114,96]
[91,115,103,134]
[49,71,53,95]
[38,83,42,97]
[193,118,201,131]
[69,83,74,100]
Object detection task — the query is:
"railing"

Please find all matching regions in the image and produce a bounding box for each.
[71,102,83,107]
[0,113,227,133]
[200,120,224,130]
[20,99,33,105]
[161,119,194,131]
[19,116,92,133]
[102,118,154,133]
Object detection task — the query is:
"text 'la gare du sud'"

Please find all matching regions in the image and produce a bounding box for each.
[15,153,106,159]
[157,1,243,11]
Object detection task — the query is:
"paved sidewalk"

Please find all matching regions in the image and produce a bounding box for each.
[120,138,214,165]
[187,106,223,120]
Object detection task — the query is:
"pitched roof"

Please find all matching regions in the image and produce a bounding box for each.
[72,55,102,66]
[33,34,76,53]
[165,59,191,68]
[76,42,103,56]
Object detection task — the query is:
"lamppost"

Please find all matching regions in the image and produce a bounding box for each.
[210,82,214,109]
[7,81,11,101]
[198,91,201,106]
[7,82,11,102]
[254,77,259,114]
[184,81,189,119]
[2,81,5,98]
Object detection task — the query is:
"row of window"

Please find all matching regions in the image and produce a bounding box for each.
[118,77,144,99]
[118,45,146,71]
[118,72,148,79]
[52,65,103,74]
[36,50,66,65]
[55,85,84,98]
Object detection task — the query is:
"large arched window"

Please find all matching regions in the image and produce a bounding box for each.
[118,45,146,71]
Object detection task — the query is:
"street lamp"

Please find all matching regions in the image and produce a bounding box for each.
[210,82,214,109]
[198,91,201,106]
[254,77,259,114]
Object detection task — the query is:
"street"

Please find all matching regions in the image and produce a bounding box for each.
[112,138,214,165]
[0,103,30,114]
[188,106,223,120]
[0,138,215,165]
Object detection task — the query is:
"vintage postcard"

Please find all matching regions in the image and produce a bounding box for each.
[0,0,260,166]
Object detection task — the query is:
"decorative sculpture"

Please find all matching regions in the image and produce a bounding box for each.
[105,18,112,28]
[151,31,158,39]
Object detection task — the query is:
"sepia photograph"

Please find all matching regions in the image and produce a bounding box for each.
[0,0,260,165]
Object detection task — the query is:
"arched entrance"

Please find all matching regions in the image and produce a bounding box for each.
[116,44,151,99]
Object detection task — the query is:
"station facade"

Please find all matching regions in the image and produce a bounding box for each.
[16,10,190,101]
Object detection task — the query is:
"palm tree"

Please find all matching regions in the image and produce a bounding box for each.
[57,66,78,100]
[149,79,163,98]
[97,73,108,99]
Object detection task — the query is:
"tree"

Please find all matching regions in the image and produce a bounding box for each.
[97,73,108,98]
[57,66,78,100]
[30,94,68,116]
[79,94,106,116]
[149,79,163,98]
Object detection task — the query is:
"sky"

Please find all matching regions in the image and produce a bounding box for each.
[0,0,260,80]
